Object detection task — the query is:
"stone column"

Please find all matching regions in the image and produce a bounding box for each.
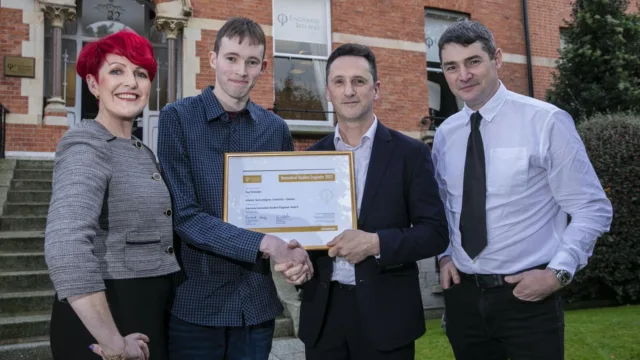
[40,2,76,113]
[155,17,187,103]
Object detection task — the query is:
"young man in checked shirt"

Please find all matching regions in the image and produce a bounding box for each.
[157,17,312,360]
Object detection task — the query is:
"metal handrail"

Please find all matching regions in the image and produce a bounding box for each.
[0,103,8,159]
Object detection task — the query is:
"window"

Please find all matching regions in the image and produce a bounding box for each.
[424,9,467,130]
[272,0,332,127]
[559,28,569,53]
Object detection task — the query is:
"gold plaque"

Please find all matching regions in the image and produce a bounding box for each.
[4,56,35,78]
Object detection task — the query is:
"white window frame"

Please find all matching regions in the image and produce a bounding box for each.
[272,0,333,128]
[424,8,468,73]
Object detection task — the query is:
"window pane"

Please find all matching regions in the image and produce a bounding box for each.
[424,10,468,63]
[274,57,328,121]
[273,0,329,56]
[44,39,53,99]
[63,40,77,107]
[149,47,168,111]
[81,0,146,37]
[427,71,461,128]
[43,39,77,107]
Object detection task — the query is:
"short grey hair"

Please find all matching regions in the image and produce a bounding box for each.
[438,20,497,61]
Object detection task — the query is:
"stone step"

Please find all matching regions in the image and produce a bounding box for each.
[15,161,54,170]
[0,270,52,293]
[7,191,51,203]
[274,316,294,338]
[10,180,52,191]
[0,231,45,253]
[11,170,52,182]
[3,203,50,217]
[0,313,50,346]
[0,216,47,232]
[0,252,47,272]
[0,160,16,171]
[0,291,54,316]
[0,337,51,360]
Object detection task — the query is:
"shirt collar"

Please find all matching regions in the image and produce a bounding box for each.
[202,86,259,123]
[334,115,378,148]
[462,81,508,125]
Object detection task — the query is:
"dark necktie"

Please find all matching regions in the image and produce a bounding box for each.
[460,112,487,259]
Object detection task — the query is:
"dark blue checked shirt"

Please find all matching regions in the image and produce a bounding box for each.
[157,86,293,327]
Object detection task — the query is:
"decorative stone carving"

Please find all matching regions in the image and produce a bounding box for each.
[182,0,193,17]
[155,17,188,39]
[40,3,76,28]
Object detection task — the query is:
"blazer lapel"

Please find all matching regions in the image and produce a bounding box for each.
[307,134,336,151]
[358,121,393,228]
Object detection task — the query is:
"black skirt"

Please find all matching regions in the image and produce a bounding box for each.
[50,275,173,360]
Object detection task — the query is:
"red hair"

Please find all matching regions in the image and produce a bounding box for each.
[76,30,157,83]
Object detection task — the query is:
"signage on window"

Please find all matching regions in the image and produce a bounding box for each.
[274,0,328,46]
[425,10,468,63]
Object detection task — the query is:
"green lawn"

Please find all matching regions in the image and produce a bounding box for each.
[416,305,640,360]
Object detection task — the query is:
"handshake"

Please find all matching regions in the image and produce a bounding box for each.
[260,235,313,285]
[259,230,382,285]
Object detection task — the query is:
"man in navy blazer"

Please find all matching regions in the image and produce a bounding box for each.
[277,43,449,359]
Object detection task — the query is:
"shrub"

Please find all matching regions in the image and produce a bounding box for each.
[545,0,640,122]
[564,113,640,304]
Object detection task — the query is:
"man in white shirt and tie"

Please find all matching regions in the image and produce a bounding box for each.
[432,20,613,360]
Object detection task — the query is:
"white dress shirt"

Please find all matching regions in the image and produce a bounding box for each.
[432,83,612,276]
[332,116,378,285]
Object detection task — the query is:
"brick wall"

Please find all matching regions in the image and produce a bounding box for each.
[0,6,66,153]
[3,0,637,154]
[0,8,30,115]
[5,124,67,152]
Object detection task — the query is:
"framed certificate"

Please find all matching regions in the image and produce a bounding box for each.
[223,151,357,250]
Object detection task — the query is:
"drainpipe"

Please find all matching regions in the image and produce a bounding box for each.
[522,0,535,97]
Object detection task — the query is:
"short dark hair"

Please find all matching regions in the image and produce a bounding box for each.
[438,20,497,61]
[213,17,266,58]
[326,43,378,83]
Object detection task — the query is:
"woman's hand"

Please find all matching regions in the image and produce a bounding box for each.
[90,333,150,360]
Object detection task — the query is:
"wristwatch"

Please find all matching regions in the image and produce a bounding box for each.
[548,267,572,287]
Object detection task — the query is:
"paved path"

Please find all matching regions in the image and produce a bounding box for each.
[269,338,306,360]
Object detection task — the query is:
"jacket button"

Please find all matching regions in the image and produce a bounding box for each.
[152,173,162,181]
[166,246,174,255]
[164,209,172,217]
[134,140,142,149]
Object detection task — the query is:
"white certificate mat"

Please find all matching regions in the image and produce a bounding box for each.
[223,151,357,250]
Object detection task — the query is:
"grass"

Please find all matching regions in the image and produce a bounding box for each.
[416,305,640,360]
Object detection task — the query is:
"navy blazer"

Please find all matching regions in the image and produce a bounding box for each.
[298,120,449,351]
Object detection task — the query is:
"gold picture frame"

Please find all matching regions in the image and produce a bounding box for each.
[223,151,357,250]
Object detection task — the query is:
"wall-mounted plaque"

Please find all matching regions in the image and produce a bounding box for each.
[4,56,35,78]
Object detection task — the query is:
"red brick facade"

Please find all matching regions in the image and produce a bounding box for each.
[5,124,69,153]
[0,8,30,117]
[1,0,636,153]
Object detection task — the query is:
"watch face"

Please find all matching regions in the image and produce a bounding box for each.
[558,270,571,285]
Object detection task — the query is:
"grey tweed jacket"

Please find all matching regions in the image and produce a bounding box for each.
[45,120,180,300]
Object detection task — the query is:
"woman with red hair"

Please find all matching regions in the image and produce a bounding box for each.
[45,30,179,360]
